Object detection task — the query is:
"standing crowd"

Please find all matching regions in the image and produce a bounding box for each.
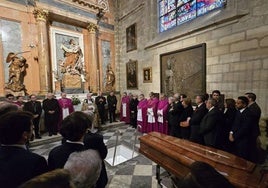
[0,89,262,188]
[0,92,108,188]
[119,90,262,164]
[3,92,75,140]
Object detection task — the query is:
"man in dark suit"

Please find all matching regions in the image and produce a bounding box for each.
[49,111,108,188]
[84,129,108,188]
[200,98,223,148]
[95,91,107,124]
[229,96,254,161]
[245,92,261,161]
[0,111,48,188]
[48,111,88,170]
[129,94,139,128]
[23,94,43,139]
[42,93,61,136]
[189,94,208,144]
[107,91,117,123]
[245,92,261,136]
[168,93,184,138]
[211,90,224,112]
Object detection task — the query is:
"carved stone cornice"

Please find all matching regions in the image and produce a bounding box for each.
[33,8,49,22]
[87,23,98,33]
[72,0,105,12]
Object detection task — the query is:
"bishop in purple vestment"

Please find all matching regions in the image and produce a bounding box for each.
[147,92,159,132]
[157,93,169,134]
[120,92,130,124]
[137,94,148,133]
[58,92,74,129]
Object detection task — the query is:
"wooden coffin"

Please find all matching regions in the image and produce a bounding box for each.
[139,132,268,188]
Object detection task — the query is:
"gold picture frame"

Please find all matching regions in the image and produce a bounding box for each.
[126,59,138,89]
[143,67,152,83]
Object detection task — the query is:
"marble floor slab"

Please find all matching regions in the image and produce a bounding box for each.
[30,123,172,188]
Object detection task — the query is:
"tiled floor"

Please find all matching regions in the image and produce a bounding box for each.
[31,122,268,188]
[30,123,172,188]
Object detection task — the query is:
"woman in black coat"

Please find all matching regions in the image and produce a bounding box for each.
[222,98,237,152]
[179,98,193,140]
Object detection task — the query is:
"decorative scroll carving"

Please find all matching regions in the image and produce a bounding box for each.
[87,23,98,33]
[33,8,49,22]
[98,0,109,12]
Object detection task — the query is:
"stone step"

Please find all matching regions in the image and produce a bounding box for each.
[29,121,126,147]
[29,134,62,148]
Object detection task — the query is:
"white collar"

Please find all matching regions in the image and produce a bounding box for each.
[66,140,84,145]
[248,102,255,107]
[209,106,215,112]
[239,107,246,113]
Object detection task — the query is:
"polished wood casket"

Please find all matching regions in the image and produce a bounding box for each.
[139,132,268,188]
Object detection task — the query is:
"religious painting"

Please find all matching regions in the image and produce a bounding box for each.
[143,67,152,83]
[50,27,85,92]
[126,23,137,52]
[160,43,206,98]
[126,59,138,89]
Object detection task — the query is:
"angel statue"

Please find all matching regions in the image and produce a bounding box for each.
[5,52,27,92]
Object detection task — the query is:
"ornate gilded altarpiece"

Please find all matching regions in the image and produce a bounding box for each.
[160,43,206,98]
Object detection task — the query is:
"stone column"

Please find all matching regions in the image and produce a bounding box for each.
[33,8,51,95]
[0,35,4,95]
[87,23,99,93]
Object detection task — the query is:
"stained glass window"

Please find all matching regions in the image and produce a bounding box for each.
[159,0,226,32]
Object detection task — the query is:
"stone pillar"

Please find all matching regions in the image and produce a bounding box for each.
[33,8,51,95]
[87,23,99,93]
[0,35,4,95]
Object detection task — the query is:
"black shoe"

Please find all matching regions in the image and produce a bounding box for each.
[49,133,52,136]
[35,136,42,139]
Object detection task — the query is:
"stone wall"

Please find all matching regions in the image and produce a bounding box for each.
[114,0,268,117]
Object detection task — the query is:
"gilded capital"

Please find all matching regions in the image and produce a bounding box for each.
[33,8,49,22]
[87,23,98,33]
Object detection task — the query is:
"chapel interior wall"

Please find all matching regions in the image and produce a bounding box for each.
[114,0,268,118]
